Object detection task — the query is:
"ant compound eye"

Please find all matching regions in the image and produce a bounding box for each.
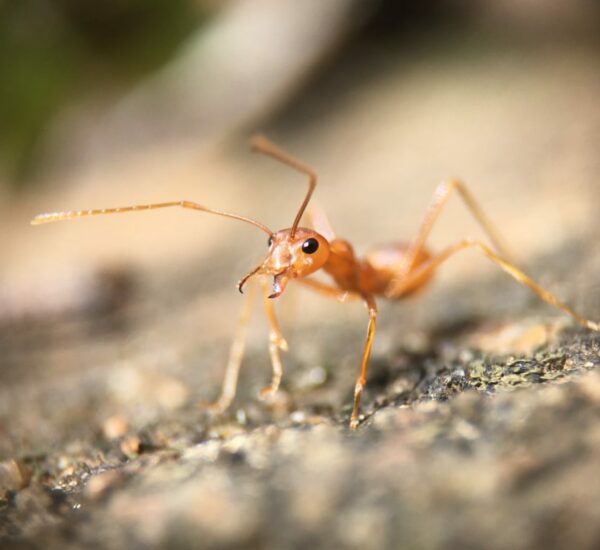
[268,236,273,247]
[302,238,319,254]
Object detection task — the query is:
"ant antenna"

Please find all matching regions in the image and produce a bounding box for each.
[250,135,316,238]
[31,201,274,237]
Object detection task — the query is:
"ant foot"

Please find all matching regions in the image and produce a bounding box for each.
[258,385,279,400]
[196,399,228,415]
[349,414,362,431]
[269,335,288,351]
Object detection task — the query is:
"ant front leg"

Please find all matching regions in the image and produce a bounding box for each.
[259,278,289,399]
[350,295,378,430]
[296,277,361,303]
[296,278,373,429]
[199,280,257,414]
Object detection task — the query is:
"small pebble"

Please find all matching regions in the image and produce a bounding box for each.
[102,415,129,440]
[120,436,142,458]
[0,459,32,493]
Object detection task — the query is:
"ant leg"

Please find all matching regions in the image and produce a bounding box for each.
[306,204,336,241]
[199,281,257,413]
[296,278,374,429]
[397,180,513,280]
[388,239,599,331]
[296,277,361,302]
[259,278,289,399]
[350,295,378,430]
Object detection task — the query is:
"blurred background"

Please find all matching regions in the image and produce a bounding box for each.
[1,0,600,452]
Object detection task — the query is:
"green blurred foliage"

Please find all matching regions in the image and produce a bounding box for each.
[0,0,209,184]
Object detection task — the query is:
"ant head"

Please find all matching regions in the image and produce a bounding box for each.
[238,228,330,298]
[236,136,327,298]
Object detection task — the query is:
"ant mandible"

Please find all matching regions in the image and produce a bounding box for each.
[32,136,600,429]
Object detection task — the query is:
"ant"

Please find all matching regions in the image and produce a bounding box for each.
[32,136,600,429]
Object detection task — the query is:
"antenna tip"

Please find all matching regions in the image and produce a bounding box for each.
[250,134,269,152]
[31,214,51,225]
[31,212,70,225]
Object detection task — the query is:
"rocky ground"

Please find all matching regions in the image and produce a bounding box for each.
[2,238,600,549]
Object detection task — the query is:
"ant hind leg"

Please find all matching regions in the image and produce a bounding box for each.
[388,238,599,331]
[396,180,513,281]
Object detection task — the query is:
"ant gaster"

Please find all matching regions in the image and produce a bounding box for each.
[32,136,600,429]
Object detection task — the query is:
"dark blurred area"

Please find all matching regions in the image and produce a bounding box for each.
[366,0,600,33]
[0,0,207,182]
[2,0,599,184]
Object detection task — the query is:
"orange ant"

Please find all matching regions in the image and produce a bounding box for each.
[32,136,600,429]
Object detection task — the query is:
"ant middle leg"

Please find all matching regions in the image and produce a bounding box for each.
[396,180,513,281]
[387,238,599,331]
